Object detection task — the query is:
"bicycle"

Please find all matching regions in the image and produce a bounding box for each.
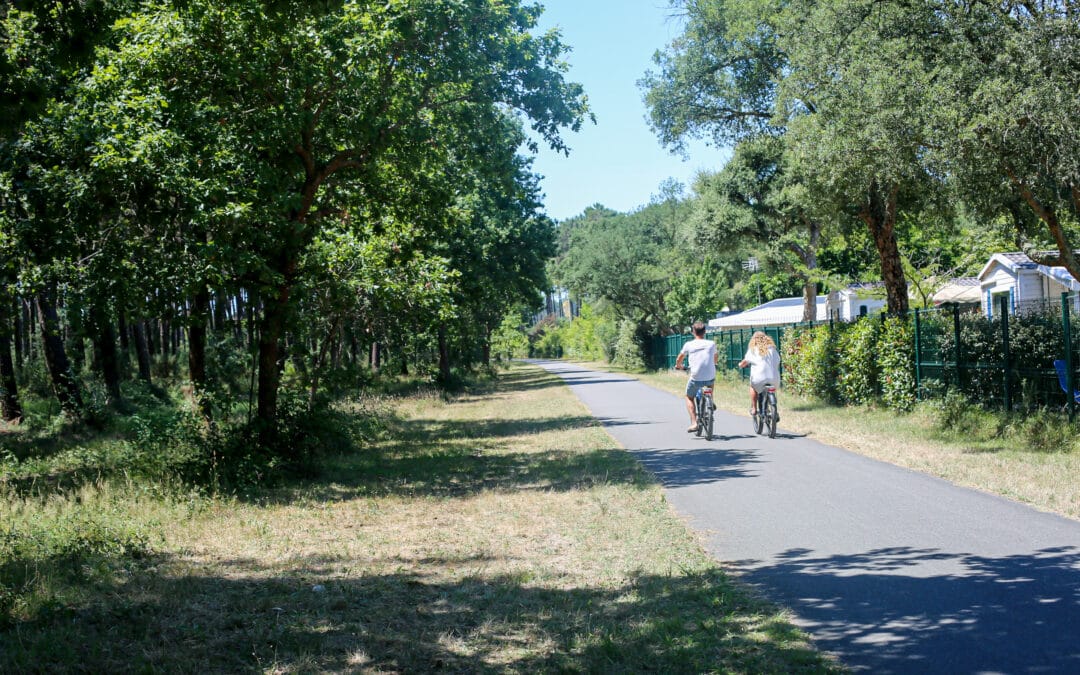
[676,365,715,441]
[752,384,778,438]
[695,383,715,441]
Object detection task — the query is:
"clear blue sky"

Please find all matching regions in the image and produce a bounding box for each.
[527,0,730,222]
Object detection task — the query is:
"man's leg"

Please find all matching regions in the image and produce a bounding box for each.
[749,386,758,416]
[685,395,697,430]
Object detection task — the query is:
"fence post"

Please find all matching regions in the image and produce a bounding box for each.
[1000,294,1011,411]
[952,304,962,390]
[1064,293,1075,422]
[914,309,922,400]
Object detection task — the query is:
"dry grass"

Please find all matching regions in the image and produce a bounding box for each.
[1,363,838,673]
[631,366,1080,521]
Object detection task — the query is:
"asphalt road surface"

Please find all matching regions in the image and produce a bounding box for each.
[529,359,1080,674]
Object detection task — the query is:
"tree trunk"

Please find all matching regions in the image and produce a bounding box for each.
[36,287,83,415]
[859,180,909,315]
[438,328,451,384]
[481,324,491,367]
[13,298,24,370]
[256,282,290,446]
[188,285,212,422]
[91,306,122,403]
[0,305,23,422]
[370,341,381,371]
[1006,170,1080,283]
[801,219,822,322]
[212,290,227,334]
[132,320,153,384]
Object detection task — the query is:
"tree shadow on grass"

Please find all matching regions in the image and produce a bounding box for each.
[733,545,1080,673]
[304,445,650,503]
[402,414,601,441]
[0,551,837,674]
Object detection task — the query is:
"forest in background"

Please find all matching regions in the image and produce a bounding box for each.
[1,0,590,463]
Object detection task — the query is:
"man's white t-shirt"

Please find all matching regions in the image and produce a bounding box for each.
[680,338,717,381]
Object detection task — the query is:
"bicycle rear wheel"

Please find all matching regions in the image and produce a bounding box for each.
[695,396,704,437]
[703,396,714,440]
[765,392,778,438]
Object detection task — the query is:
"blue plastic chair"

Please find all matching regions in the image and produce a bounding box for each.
[1053,360,1080,404]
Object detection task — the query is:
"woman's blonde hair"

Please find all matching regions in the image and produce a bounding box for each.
[749,331,776,356]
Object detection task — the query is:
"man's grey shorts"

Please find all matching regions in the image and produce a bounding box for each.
[685,378,715,397]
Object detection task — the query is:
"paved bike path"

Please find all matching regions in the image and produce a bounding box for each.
[529,359,1080,673]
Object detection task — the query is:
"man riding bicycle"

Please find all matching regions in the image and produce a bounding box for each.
[674,321,719,433]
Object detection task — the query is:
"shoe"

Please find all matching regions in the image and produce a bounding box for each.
[749,409,756,417]
[687,424,699,433]
[775,414,780,423]
[710,402,716,410]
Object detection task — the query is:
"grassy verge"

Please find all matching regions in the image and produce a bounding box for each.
[625,365,1080,521]
[0,363,839,673]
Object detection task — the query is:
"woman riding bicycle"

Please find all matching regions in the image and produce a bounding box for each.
[674,321,718,433]
[738,331,780,419]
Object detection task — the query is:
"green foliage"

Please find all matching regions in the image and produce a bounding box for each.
[779,326,811,396]
[778,324,838,402]
[613,319,646,372]
[554,200,688,333]
[490,312,530,362]
[1012,409,1080,454]
[533,303,618,362]
[836,318,880,405]
[931,389,990,438]
[878,317,917,412]
[0,510,153,628]
[531,321,564,359]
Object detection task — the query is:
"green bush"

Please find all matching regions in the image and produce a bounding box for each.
[931,388,990,438]
[878,316,916,412]
[612,319,645,371]
[793,325,839,403]
[490,312,530,361]
[780,326,812,396]
[1015,408,1080,453]
[836,318,880,405]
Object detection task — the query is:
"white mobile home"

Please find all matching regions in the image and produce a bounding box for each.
[978,253,1080,317]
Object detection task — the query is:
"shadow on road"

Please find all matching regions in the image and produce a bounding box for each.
[633,447,764,487]
[735,545,1080,672]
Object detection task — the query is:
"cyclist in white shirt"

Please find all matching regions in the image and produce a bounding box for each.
[738,331,781,418]
[674,321,719,433]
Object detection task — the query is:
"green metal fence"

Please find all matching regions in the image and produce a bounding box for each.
[652,323,812,382]
[652,291,1080,418]
[913,292,1079,417]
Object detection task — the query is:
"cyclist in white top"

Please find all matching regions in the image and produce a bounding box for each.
[738,331,781,418]
[674,321,719,432]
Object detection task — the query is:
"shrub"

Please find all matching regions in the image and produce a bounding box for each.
[793,324,839,403]
[612,319,645,371]
[836,318,880,405]
[490,312,530,361]
[878,316,916,411]
[932,388,989,437]
[780,326,813,396]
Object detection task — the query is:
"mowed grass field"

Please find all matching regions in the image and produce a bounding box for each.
[0,363,840,673]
